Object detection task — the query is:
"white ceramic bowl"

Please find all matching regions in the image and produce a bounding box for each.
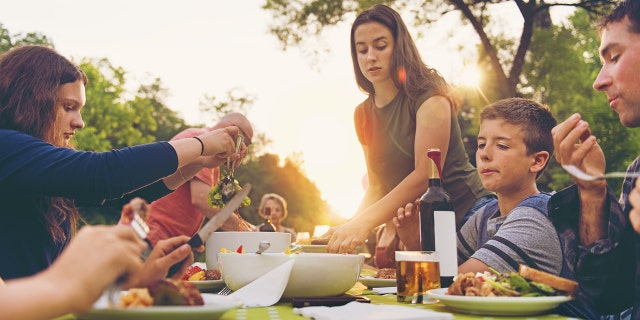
[205,232,291,269]
[218,252,364,298]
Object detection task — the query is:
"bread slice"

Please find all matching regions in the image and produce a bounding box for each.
[518,265,578,296]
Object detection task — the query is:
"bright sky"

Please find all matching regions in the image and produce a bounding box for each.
[0,1,572,219]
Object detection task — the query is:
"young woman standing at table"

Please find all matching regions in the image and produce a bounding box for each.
[327,4,493,254]
[0,45,244,281]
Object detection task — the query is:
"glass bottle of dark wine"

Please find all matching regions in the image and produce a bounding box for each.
[259,207,276,232]
[419,148,457,288]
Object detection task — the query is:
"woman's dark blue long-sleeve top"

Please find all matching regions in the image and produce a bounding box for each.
[0,129,178,280]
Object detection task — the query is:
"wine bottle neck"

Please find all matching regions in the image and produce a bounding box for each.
[428,178,442,187]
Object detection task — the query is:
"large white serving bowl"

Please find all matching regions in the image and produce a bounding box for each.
[205,232,291,269]
[218,252,365,298]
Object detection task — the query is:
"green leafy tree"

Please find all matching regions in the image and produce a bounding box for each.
[198,90,339,233]
[0,23,53,53]
[137,78,190,142]
[262,0,615,100]
[74,58,158,151]
[234,153,341,234]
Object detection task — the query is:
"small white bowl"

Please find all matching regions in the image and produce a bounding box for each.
[218,252,364,298]
[205,232,291,268]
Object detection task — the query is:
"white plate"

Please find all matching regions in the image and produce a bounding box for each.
[358,276,396,288]
[426,288,573,316]
[74,292,242,320]
[189,279,226,292]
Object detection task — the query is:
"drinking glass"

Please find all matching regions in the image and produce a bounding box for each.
[395,251,440,304]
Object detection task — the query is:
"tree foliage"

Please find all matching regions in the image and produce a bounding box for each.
[233,153,341,234]
[197,89,340,233]
[262,0,615,99]
[0,23,53,53]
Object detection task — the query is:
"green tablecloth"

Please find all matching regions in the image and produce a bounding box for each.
[215,283,575,320]
[57,282,579,320]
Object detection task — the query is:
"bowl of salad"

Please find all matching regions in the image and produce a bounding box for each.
[218,252,364,298]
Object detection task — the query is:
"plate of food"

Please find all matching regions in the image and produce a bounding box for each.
[75,280,242,320]
[358,268,396,288]
[182,263,225,292]
[427,265,576,316]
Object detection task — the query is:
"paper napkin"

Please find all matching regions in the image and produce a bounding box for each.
[228,259,295,308]
[372,286,397,294]
[293,301,454,320]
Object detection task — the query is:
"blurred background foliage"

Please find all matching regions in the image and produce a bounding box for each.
[1,0,638,236]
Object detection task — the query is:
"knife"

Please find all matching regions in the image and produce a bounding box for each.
[167,183,251,276]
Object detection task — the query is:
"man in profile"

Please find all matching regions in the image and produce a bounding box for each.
[550,0,640,318]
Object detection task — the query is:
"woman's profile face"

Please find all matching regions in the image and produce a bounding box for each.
[354,21,395,86]
[56,80,86,147]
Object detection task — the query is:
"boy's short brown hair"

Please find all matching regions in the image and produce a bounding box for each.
[480,98,557,177]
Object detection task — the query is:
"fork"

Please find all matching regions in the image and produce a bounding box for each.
[562,164,640,181]
[218,286,233,295]
[107,210,150,306]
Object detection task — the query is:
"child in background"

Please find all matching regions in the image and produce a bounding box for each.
[257,193,297,242]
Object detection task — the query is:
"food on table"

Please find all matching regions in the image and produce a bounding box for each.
[518,265,578,295]
[359,268,396,279]
[148,279,204,306]
[220,244,294,255]
[447,265,577,297]
[359,269,377,278]
[117,279,204,308]
[376,268,397,279]
[181,264,221,281]
[118,288,153,308]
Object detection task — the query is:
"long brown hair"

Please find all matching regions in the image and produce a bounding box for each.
[350,4,459,112]
[0,45,88,243]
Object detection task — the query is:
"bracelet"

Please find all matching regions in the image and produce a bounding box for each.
[177,168,188,181]
[193,136,204,156]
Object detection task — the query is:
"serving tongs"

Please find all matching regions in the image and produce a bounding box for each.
[219,135,244,202]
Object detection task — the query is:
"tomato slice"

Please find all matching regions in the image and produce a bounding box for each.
[181,265,203,280]
[236,245,243,253]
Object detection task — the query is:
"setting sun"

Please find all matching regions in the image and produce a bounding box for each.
[456,64,483,88]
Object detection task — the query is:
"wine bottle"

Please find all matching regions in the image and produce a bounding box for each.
[419,148,457,288]
[259,207,276,232]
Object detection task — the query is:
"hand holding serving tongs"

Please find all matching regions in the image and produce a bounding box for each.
[220,135,244,202]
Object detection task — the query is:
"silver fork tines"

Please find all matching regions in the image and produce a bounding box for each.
[218,286,233,295]
[562,165,640,181]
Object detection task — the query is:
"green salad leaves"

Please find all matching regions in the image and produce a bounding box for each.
[481,268,558,297]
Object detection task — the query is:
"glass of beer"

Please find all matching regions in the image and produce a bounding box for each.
[395,251,440,303]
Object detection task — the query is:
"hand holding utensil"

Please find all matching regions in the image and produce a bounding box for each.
[167,184,252,276]
[107,209,151,306]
